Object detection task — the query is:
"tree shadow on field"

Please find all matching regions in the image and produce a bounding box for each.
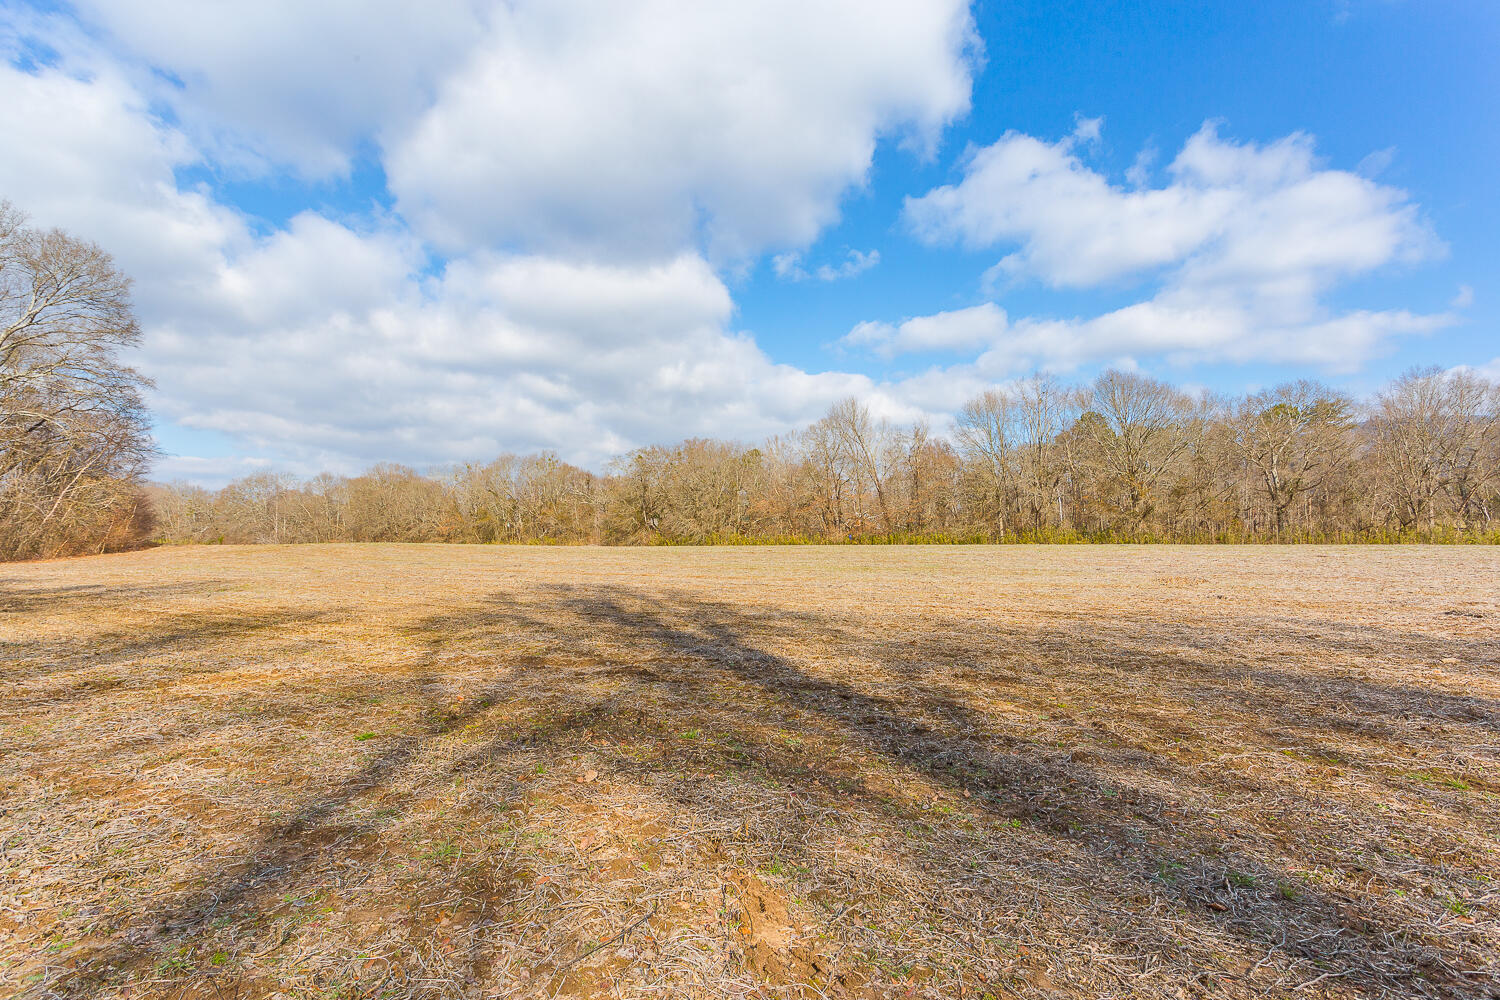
[405,584,1498,999]
[0,579,231,617]
[0,608,349,713]
[33,666,526,999]
[26,580,1499,999]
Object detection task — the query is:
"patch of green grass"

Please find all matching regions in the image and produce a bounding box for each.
[1227,871,1257,889]
[1405,770,1471,791]
[353,731,380,741]
[1277,881,1301,901]
[421,840,460,862]
[1446,897,1472,917]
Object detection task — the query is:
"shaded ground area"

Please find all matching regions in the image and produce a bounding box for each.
[1,543,1497,999]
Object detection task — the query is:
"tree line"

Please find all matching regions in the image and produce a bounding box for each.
[5,204,1497,559]
[151,367,1500,547]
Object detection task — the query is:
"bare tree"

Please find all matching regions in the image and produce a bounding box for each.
[955,388,1018,538]
[1,202,154,559]
[1233,380,1354,535]
[1370,367,1500,531]
[141,370,1500,547]
[1013,375,1080,531]
[1082,369,1196,530]
[825,397,898,533]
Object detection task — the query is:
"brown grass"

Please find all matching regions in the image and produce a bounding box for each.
[1,544,1498,999]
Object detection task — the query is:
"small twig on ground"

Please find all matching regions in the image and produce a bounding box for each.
[554,903,660,975]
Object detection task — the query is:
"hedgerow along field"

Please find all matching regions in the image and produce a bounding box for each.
[2,545,1497,999]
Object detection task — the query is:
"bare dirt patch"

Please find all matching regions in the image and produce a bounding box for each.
[1,543,1498,998]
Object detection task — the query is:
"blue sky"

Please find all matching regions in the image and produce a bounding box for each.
[2,0,1495,483]
[742,0,1497,383]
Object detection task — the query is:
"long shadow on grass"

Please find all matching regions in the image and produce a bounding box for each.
[0,609,349,715]
[409,585,1497,999]
[32,668,525,999]
[34,585,1497,998]
[0,580,231,617]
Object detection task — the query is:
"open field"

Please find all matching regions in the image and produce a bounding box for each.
[2,545,1498,999]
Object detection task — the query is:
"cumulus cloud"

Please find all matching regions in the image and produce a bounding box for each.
[59,0,488,177]
[846,303,1007,358]
[2,8,1467,484]
[0,7,981,481]
[856,122,1451,372]
[149,248,892,473]
[0,64,887,472]
[23,1,976,257]
[907,122,1437,290]
[385,0,978,259]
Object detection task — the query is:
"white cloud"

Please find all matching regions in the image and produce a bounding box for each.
[4,10,1464,485]
[845,300,1450,375]
[1357,146,1396,178]
[0,7,987,481]
[1451,284,1474,309]
[846,303,1007,358]
[1071,113,1103,146]
[0,61,247,311]
[772,252,805,280]
[1454,357,1500,383]
[773,248,880,282]
[1,59,951,480]
[58,0,488,178]
[1125,143,1158,188]
[861,122,1450,373]
[149,248,894,472]
[817,249,881,282]
[907,122,1436,289]
[31,1,977,261]
[384,0,978,259]
[151,454,276,486]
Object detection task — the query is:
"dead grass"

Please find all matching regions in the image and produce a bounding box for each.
[1,543,1497,999]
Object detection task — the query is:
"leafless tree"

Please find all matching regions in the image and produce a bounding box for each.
[1013,375,1081,531]
[955,388,1018,537]
[825,397,897,533]
[142,371,1500,548]
[1233,380,1354,535]
[1081,369,1197,529]
[1370,367,1500,530]
[1,202,154,559]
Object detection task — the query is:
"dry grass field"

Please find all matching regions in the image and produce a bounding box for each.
[2,544,1498,1000]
